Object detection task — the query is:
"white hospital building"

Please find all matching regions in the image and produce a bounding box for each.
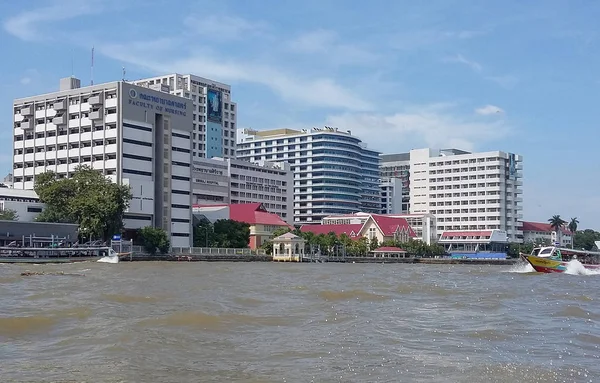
[407,148,523,242]
[133,74,237,159]
[12,77,194,247]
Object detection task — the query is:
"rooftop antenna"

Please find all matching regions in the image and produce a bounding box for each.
[90,46,94,86]
[122,66,126,82]
[71,50,74,77]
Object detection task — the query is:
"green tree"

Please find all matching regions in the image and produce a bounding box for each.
[138,226,170,255]
[573,229,600,250]
[34,166,132,240]
[299,231,317,254]
[193,220,216,247]
[568,217,579,248]
[369,237,379,251]
[353,237,369,256]
[508,242,534,258]
[548,215,567,244]
[0,209,18,221]
[272,227,292,238]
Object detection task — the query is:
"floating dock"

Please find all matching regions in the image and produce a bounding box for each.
[0,246,116,264]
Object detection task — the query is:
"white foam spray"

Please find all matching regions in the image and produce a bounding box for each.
[506,261,535,273]
[564,260,600,276]
[97,255,119,264]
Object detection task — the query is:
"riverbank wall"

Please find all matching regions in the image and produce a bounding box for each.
[119,253,518,265]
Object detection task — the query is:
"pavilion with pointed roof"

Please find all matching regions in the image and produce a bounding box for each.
[271,232,305,262]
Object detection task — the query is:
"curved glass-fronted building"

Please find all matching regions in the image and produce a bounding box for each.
[237,127,381,224]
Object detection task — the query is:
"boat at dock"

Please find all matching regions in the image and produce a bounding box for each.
[0,246,122,264]
[521,246,600,273]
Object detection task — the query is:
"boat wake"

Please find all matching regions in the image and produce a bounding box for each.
[506,261,535,273]
[97,256,119,264]
[565,260,600,276]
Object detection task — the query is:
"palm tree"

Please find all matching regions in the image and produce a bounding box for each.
[548,215,567,246]
[568,217,579,249]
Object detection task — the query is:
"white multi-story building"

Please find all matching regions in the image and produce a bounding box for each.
[379,153,411,213]
[191,157,293,223]
[380,177,403,214]
[12,77,194,247]
[521,221,573,247]
[237,127,381,224]
[133,74,237,159]
[407,148,523,242]
[0,188,44,221]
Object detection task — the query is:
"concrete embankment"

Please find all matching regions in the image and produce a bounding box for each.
[118,254,272,262]
[119,253,518,265]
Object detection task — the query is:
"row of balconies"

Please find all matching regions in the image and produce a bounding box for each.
[13,159,119,177]
[14,144,118,162]
[17,95,110,117]
[14,133,118,150]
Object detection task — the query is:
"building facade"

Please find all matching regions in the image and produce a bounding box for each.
[191,157,293,223]
[237,127,381,224]
[380,153,411,213]
[0,188,44,222]
[321,212,436,244]
[133,74,237,159]
[12,77,194,247]
[380,177,403,214]
[407,148,523,242]
[521,221,573,247]
[301,214,417,244]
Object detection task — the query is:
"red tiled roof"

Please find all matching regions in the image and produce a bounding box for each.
[300,224,363,238]
[370,214,416,237]
[373,246,406,252]
[521,221,572,235]
[229,203,291,227]
[440,231,492,238]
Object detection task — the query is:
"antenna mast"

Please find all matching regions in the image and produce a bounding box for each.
[122,66,126,82]
[91,47,94,86]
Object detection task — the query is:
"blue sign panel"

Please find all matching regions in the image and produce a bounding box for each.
[508,153,516,179]
[112,234,121,241]
[207,89,222,123]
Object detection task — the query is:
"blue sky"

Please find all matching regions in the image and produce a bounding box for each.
[1,0,599,229]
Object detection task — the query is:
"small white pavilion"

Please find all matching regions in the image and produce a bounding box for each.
[272,232,305,262]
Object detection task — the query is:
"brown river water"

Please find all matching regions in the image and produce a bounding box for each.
[1,261,599,383]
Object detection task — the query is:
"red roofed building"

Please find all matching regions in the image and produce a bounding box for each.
[521,221,573,247]
[300,214,416,243]
[192,203,292,249]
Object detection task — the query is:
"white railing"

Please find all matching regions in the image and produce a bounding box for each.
[172,247,267,256]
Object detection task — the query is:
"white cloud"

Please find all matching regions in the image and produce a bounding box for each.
[287,29,376,66]
[3,1,98,41]
[20,77,31,85]
[183,14,266,41]
[443,54,483,72]
[324,103,511,153]
[98,40,372,111]
[475,104,505,115]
